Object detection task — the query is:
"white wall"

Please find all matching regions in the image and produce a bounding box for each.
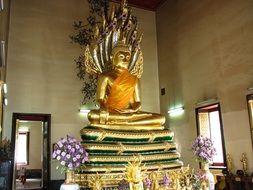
[156,0,253,172]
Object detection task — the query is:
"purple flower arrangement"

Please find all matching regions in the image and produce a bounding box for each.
[192,135,216,163]
[163,175,171,187]
[52,136,88,171]
[143,177,151,189]
[118,179,130,190]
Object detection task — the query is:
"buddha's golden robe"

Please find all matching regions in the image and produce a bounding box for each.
[106,69,137,112]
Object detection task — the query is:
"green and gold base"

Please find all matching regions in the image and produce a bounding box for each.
[78,126,183,188]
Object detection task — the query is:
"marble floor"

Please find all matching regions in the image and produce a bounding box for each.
[16,178,42,190]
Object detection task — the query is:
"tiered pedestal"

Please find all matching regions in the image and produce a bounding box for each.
[77,126,183,188]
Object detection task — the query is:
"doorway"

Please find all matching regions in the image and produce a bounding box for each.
[10,113,51,190]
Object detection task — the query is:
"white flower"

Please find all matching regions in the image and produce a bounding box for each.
[66,154,71,159]
[60,161,66,166]
[76,154,81,159]
[57,142,63,148]
[52,152,57,158]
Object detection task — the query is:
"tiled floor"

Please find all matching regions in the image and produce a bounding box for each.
[16,178,42,190]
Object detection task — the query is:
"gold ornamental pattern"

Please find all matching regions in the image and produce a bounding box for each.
[82,141,177,153]
[88,152,180,162]
[81,127,174,142]
[81,161,183,172]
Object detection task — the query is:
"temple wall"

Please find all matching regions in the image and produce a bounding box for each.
[156,0,253,172]
[5,0,253,181]
[3,0,159,179]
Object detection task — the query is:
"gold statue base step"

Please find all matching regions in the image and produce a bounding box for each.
[81,126,174,143]
[90,123,165,131]
[79,126,183,188]
[74,161,183,188]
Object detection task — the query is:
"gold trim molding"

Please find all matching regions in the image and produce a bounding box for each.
[81,127,174,142]
[83,141,176,153]
[81,161,183,172]
[88,152,180,162]
[90,124,164,131]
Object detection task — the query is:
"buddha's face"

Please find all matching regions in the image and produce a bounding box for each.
[112,50,131,70]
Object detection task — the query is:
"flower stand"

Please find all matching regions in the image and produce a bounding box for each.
[201,162,215,190]
[60,183,80,190]
[60,170,80,190]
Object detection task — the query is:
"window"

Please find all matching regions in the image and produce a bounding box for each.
[247,94,253,149]
[196,103,226,168]
[16,132,29,165]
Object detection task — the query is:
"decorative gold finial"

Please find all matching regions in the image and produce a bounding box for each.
[180,166,194,190]
[125,157,144,190]
[226,153,233,174]
[88,173,103,190]
[170,170,181,190]
[150,171,160,190]
[240,153,248,175]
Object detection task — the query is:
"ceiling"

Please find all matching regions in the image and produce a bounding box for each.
[111,0,167,11]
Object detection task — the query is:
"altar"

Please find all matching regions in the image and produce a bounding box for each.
[67,0,184,189]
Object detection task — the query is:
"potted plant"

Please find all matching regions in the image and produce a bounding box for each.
[0,138,11,160]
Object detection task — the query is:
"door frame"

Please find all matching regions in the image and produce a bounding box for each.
[10,113,51,190]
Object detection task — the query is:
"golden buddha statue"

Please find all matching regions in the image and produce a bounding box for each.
[87,39,165,130]
[77,1,182,188]
[81,0,166,131]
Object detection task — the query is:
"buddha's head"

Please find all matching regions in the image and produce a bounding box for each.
[111,40,131,70]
